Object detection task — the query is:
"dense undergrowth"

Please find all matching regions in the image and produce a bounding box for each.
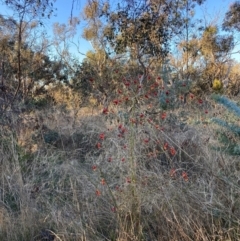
[0,71,240,241]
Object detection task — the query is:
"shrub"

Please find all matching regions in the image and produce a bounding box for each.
[211,94,240,155]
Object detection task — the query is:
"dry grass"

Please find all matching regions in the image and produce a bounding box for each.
[0,99,239,241]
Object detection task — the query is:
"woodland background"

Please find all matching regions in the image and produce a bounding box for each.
[0,0,240,240]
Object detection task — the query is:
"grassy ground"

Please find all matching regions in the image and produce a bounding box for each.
[0,95,239,241]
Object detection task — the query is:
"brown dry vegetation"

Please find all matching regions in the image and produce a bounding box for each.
[0,91,239,241]
[1,0,240,239]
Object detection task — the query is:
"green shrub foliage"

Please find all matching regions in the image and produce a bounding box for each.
[212,94,240,155]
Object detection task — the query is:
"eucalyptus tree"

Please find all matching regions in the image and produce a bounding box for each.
[100,0,206,79]
[172,23,235,95]
[0,0,55,101]
[222,1,240,32]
